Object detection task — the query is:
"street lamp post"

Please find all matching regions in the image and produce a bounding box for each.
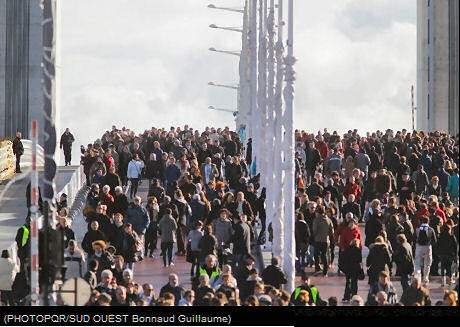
[208,4,244,14]
[209,24,243,33]
[272,0,285,270]
[209,47,241,56]
[282,0,296,293]
[249,0,258,170]
[265,0,276,257]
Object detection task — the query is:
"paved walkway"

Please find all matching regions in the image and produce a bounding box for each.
[0,167,81,251]
[71,179,451,305]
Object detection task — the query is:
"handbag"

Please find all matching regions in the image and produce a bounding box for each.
[186,242,193,263]
[358,263,365,280]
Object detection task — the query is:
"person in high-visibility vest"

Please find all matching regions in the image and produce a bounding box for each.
[15,216,31,269]
[290,272,326,306]
[199,254,221,281]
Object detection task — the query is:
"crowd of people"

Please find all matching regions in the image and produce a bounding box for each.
[1,125,458,307]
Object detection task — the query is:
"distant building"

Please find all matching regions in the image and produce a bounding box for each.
[417,0,459,135]
[0,0,61,154]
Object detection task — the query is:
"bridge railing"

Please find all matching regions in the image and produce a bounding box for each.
[0,139,45,181]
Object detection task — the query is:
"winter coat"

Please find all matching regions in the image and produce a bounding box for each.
[189,199,208,224]
[127,159,145,179]
[0,258,19,291]
[325,154,342,175]
[339,226,362,251]
[342,202,362,220]
[365,212,385,247]
[187,229,204,252]
[366,243,392,281]
[375,174,391,194]
[368,281,398,305]
[82,230,107,256]
[446,174,459,198]
[354,152,371,173]
[158,214,177,243]
[232,221,251,256]
[411,170,429,194]
[342,245,362,278]
[393,242,414,276]
[386,221,405,250]
[174,198,191,226]
[213,218,234,248]
[261,265,288,289]
[113,193,129,215]
[198,234,218,258]
[437,231,458,262]
[164,164,181,182]
[400,285,431,306]
[64,248,87,279]
[12,137,24,156]
[125,204,150,235]
[148,185,165,203]
[312,215,334,244]
[121,231,139,263]
[295,220,311,251]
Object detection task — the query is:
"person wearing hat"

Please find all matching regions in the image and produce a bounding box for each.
[368,270,398,305]
[90,240,114,282]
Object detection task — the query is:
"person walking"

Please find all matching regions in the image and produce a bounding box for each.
[312,206,334,276]
[231,214,251,270]
[125,196,149,257]
[414,216,437,286]
[437,224,458,286]
[12,132,24,173]
[0,249,20,305]
[341,238,363,303]
[366,236,392,285]
[158,208,177,267]
[64,240,87,279]
[60,128,75,166]
[393,234,414,290]
[187,221,204,276]
[127,154,145,199]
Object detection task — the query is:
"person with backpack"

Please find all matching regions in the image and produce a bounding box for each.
[414,216,437,286]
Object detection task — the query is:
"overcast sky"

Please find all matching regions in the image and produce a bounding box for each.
[60,0,416,155]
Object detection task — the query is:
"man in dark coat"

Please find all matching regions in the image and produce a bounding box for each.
[305,141,321,185]
[231,214,251,269]
[12,132,24,173]
[60,128,75,166]
[261,256,288,289]
[113,186,129,215]
[189,194,208,225]
[159,273,185,306]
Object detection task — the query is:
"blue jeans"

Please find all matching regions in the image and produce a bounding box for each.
[306,245,315,266]
[401,274,411,290]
